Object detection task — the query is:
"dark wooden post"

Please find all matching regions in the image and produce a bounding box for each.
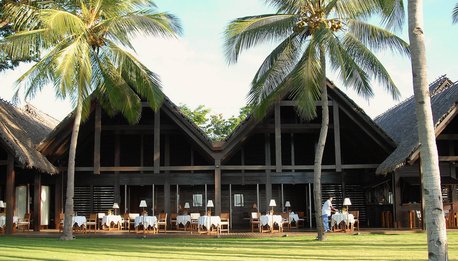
[215,159,221,215]
[54,175,62,229]
[265,133,272,210]
[394,172,402,227]
[6,153,15,234]
[154,110,160,174]
[274,103,282,172]
[33,173,41,231]
[114,133,121,204]
[94,103,101,174]
[333,103,342,172]
[164,135,170,215]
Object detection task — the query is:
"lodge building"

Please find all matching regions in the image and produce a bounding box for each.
[1,77,457,233]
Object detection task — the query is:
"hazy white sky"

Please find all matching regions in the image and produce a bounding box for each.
[1,0,457,121]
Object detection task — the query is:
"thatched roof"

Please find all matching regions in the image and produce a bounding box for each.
[0,99,59,174]
[375,76,456,175]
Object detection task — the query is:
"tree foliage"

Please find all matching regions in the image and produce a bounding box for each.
[178,104,251,141]
[453,3,458,24]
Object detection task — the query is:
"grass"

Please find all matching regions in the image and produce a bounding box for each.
[0,232,457,260]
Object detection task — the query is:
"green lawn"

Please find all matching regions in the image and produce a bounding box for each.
[0,232,457,260]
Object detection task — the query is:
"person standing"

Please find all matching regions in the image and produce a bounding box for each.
[322,196,337,232]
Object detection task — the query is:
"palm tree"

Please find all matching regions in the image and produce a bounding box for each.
[380,1,448,259]
[225,0,408,240]
[2,0,181,240]
[453,3,458,23]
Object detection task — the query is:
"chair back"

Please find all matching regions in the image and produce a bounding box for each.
[97,213,105,219]
[281,212,289,220]
[170,213,177,220]
[88,213,97,221]
[220,212,229,221]
[129,213,139,220]
[59,212,65,221]
[349,210,360,219]
[190,212,200,220]
[123,212,129,220]
[24,213,31,221]
[298,211,305,218]
[251,212,259,220]
[159,213,167,221]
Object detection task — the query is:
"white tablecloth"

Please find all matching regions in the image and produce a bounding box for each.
[331,213,355,227]
[260,215,283,227]
[0,216,18,227]
[177,215,191,226]
[289,214,299,223]
[72,216,87,227]
[134,216,157,228]
[102,215,122,227]
[198,216,221,230]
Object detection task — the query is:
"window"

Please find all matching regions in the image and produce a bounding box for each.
[234,194,244,207]
[193,194,203,207]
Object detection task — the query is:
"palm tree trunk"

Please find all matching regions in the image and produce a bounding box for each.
[60,96,83,240]
[314,46,328,241]
[408,1,448,259]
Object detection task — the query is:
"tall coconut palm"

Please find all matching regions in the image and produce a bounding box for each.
[453,3,458,23]
[380,1,448,259]
[2,0,181,240]
[225,0,408,240]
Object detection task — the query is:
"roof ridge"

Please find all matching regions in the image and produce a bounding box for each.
[374,75,451,121]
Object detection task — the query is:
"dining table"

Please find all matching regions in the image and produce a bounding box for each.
[102,215,123,230]
[0,215,18,228]
[331,212,355,232]
[260,214,283,233]
[177,215,191,229]
[198,216,221,234]
[134,215,157,232]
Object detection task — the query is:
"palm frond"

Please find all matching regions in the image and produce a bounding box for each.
[95,54,142,124]
[106,40,164,111]
[325,31,373,100]
[39,8,86,35]
[453,3,458,24]
[347,19,409,55]
[1,29,51,61]
[3,3,41,30]
[334,0,381,19]
[102,12,182,49]
[343,33,401,100]
[263,0,303,13]
[249,32,303,106]
[224,14,296,64]
[377,0,405,31]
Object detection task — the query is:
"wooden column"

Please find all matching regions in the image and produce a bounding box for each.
[265,133,272,208]
[333,104,342,172]
[291,133,295,173]
[274,103,282,172]
[154,110,160,174]
[215,159,221,215]
[6,153,15,234]
[54,175,62,229]
[164,135,170,215]
[93,103,101,174]
[394,172,402,227]
[241,148,245,185]
[33,173,41,231]
[114,133,121,204]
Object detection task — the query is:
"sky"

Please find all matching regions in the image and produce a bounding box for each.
[1,0,457,121]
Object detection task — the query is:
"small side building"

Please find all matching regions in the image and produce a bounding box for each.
[0,100,58,234]
[376,76,458,228]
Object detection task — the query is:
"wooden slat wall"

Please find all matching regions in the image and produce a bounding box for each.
[345,184,367,224]
[74,186,91,217]
[93,186,114,214]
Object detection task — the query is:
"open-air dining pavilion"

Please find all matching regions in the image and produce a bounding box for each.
[1,77,458,235]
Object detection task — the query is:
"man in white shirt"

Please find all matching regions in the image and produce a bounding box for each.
[322,196,337,232]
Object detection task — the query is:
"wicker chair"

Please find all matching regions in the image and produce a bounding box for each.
[190,213,200,231]
[170,213,177,230]
[349,210,360,231]
[280,212,289,231]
